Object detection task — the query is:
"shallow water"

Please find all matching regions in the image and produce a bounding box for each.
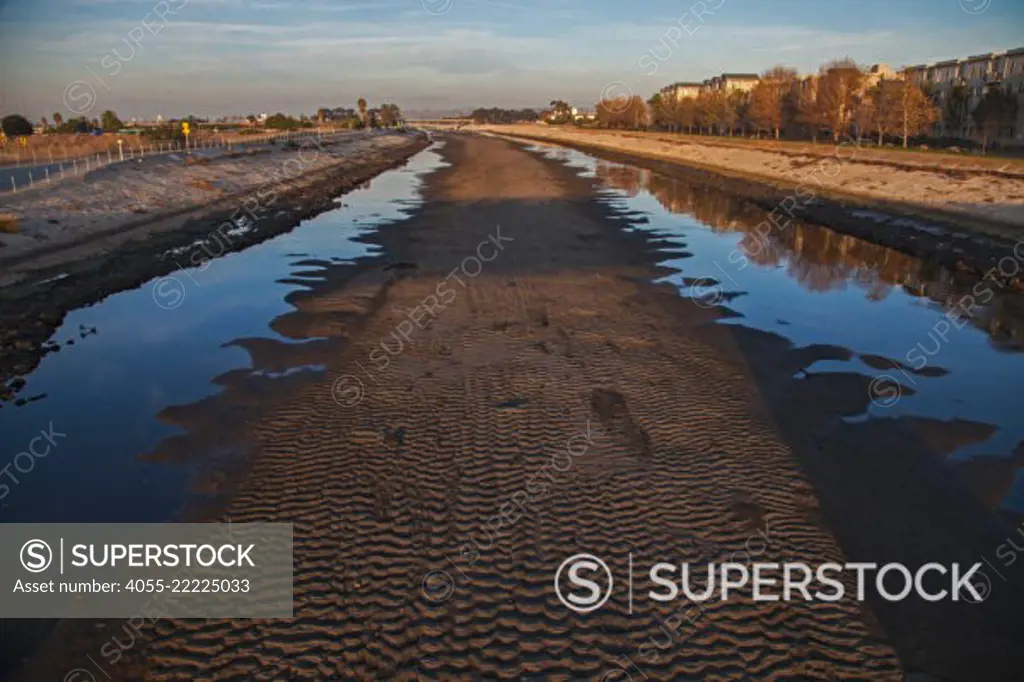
[3,139,1022,527]
[529,143,1024,517]
[0,144,448,524]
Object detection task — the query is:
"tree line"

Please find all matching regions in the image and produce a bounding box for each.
[602,59,1019,151]
[470,107,540,124]
[1,99,405,140]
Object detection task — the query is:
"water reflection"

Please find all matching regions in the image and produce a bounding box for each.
[595,160,1024,350]
[530,144,1024,519]
[0,145,447,525]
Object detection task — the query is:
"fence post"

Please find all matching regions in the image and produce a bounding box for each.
[10,177,15,192]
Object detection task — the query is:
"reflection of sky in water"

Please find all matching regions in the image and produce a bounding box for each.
[530,144,1024,514]
[0,144,447,524]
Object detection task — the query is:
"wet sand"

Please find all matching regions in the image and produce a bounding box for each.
[14,134,1024,681]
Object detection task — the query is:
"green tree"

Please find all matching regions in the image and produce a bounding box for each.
[357,98,368,127]
[943,84,970,138]
[378,103,402,127]
[972,88,1019,153]
[1,114,34,137]
[648,93,675,131]
[52,112,63,127]
[100,110,123,132]
[548,99,572,124]
[264,113,301,130]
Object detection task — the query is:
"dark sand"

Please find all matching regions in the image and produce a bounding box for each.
[13,134,1024,681]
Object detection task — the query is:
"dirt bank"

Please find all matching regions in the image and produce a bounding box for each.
[0,132,430,404]
[16,134,1023,681]
[0,131,416,276]
[475,125,1024,240]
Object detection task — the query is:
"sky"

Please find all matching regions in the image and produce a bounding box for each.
[0,0,1022,120]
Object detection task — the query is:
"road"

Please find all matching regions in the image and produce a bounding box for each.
[13,134,1024,681]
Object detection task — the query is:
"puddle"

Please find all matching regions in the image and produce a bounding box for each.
[529,143,1024,517]
[0,144,448,524]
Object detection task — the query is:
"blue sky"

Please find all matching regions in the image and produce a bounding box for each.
[1,0,1022,119]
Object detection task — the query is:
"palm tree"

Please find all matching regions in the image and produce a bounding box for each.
[357,98,368,127]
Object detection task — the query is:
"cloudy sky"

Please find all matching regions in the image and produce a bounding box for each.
[1,0,1022,120]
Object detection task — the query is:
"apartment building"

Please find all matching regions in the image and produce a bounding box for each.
[711,73,761,93]
[659,73,760,102]
[659,82,703,101]
[863,63,898,89]
[905,47,1024,139]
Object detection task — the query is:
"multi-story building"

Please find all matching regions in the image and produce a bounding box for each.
[863,63,898,89]
[660,73,760,101]
[659,82,703,101]
[904,47,1024,140]
[715,73,761,93]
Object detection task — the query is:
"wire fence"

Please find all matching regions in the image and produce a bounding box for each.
[1,129,346,195]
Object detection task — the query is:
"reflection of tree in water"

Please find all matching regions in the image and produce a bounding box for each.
[604,162,1024,349]
[594,161,649,197]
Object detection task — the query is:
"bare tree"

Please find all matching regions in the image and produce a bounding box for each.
[795,77,826,142]
[748,66,797,139]
[815,59,863,142]
[648,93,677,131]
[867,80,902,146]
[597,96,649,129]
[675,97,698,134]
[895,79,940,148]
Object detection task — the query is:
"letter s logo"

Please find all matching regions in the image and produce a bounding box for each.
[554,553,613,613]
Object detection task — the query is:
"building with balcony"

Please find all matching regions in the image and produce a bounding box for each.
[904,47,1024,140]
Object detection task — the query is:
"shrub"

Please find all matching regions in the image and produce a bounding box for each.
[1,114,34,137]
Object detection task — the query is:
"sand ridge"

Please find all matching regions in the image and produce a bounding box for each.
[17,135,1024,681]
[127,136,904,680]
